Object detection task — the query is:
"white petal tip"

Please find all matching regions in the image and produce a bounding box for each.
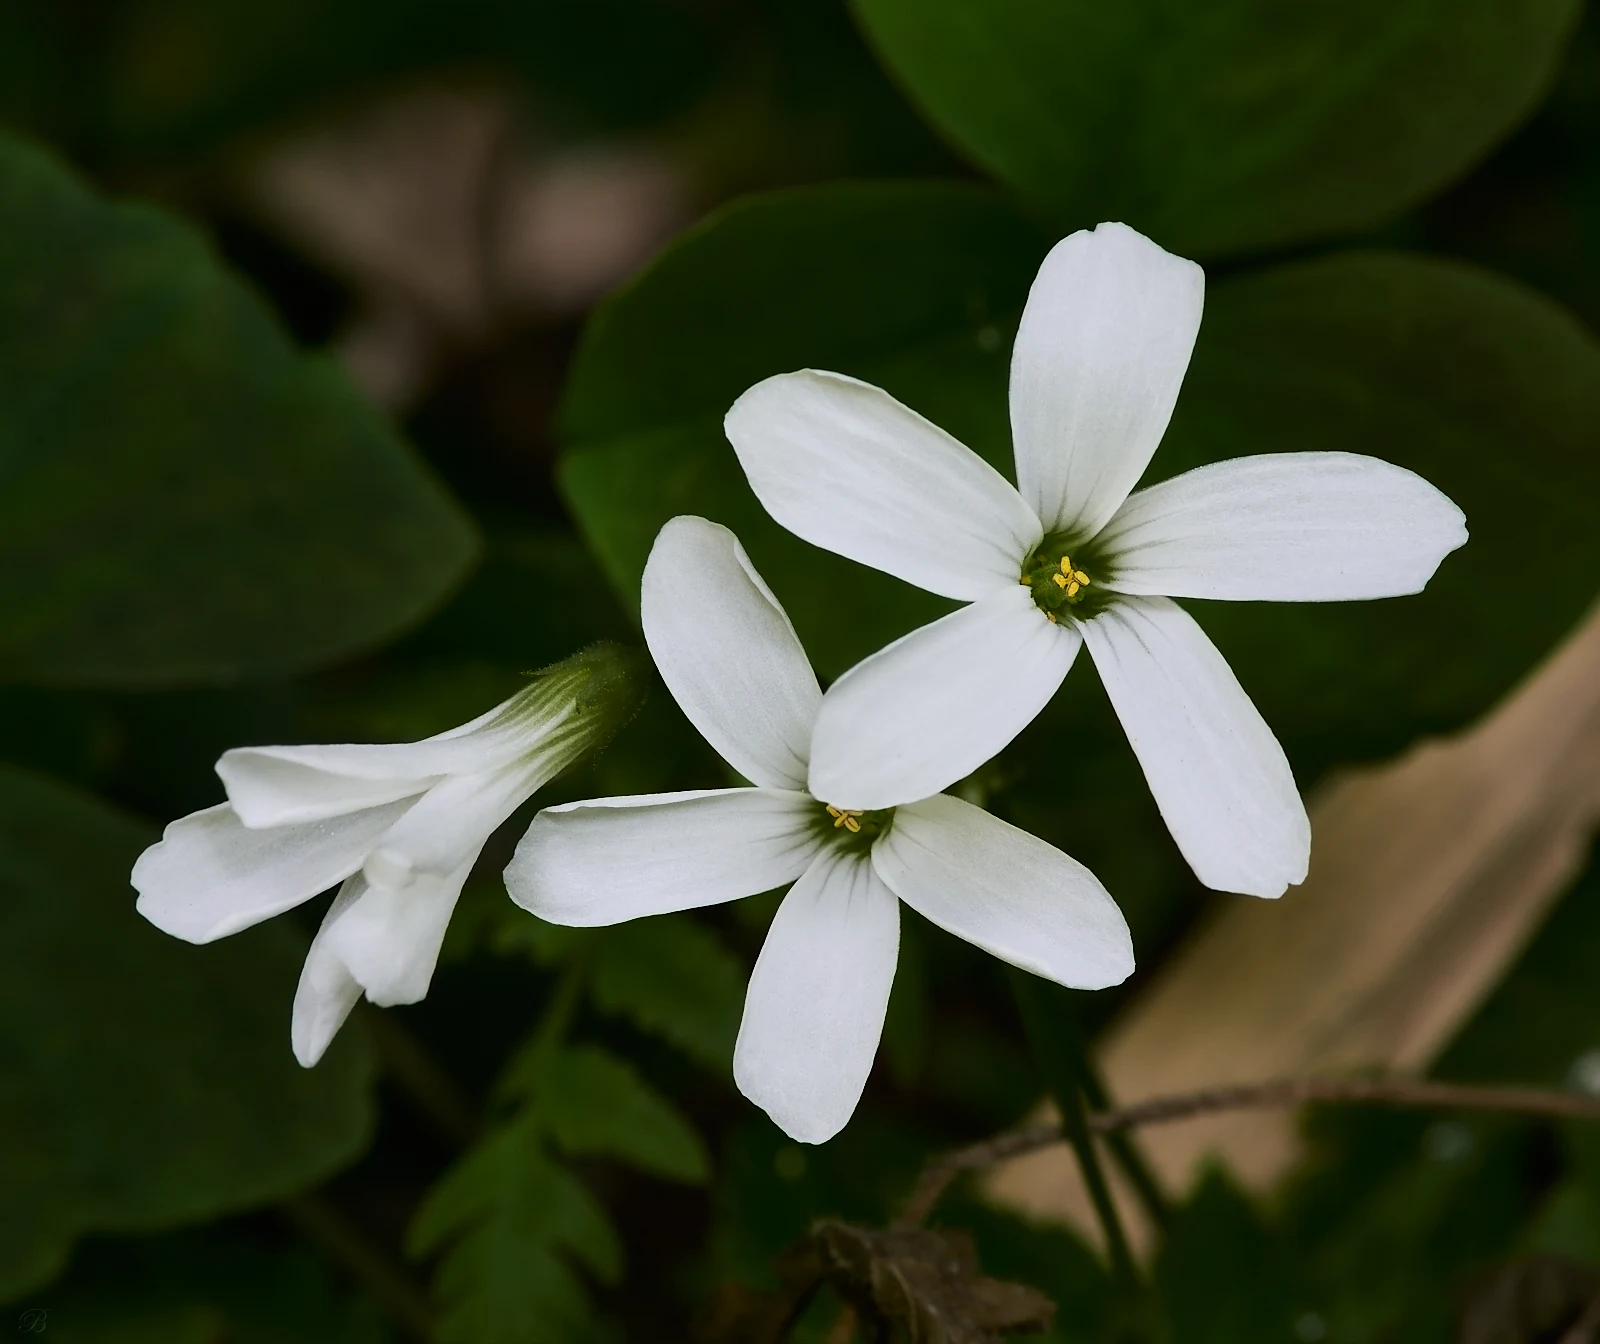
[733,1071,851,1146]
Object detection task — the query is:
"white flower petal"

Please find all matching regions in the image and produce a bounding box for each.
[1081,596,1309,898]
[1098,452,1469,601]
[1010,223,1204,538]
[506,788,820,925]
[132,798,417,944]
[292,877,365,1067]
[361,758,550,897]
[733,850,899,1144]
[808,587,1079,811]
[642,517,820,790]
[219,674,590,828]
[872,793,1132,989]
[323,865,471,1008]
[725,370,1042,601]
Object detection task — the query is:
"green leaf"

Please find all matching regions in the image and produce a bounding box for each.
[850,0,1581,257]
[587,917,744,1071]
[0,131,477,686]
[1155,1168,1302,1344]
[31,1233,389,1344]
[560,182,1049,680]
[410,1116,621,1344]
[0,763,374,1299]
[1155,251,1600,785]
[534,1046,710,1184]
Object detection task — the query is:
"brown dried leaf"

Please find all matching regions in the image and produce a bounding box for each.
[811,1220,1055,1344]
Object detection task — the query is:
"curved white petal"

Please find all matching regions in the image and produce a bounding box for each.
[1081,597,1308,898]
[219,674,586,828]
[725,370,1041,601]
[1098,452,1468,602]
[872,794,1132,989]
[1011,223,1204,538]
[808,587,1078,811]
[642,516,820,789]
[733,850,899,1144]
[505,788,820,925]
[323,865,471,1008]
[292,877,366,1067]
[361,759,549,897]
[132,798,417,944]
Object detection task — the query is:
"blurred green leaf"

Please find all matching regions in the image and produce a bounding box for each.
[0,130,477,686]
[586,918,744,1071]
[534,1045,710,1183]
[1143,250,1600,786]
[0,763,374,1299]
[95,0,715,156]
[410,1115,620,1344]
[1155,1168,1301,1343]
[32,1234,390,1343]
[850,0,1581,257]
[560,182,1048,680]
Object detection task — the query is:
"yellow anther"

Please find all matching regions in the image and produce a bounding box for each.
[1051,572,1069,590]
[826,805,863,833]
[1065,580,1081,598]
[1045,611,1058,624]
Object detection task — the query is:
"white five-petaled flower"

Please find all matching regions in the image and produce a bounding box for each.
[132,647,637,1066]
[504,516,1133,1144]
[723,221,1468,899]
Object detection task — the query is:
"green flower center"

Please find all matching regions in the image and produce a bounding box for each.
[1020,532,1114,622]
[814,802,895,852]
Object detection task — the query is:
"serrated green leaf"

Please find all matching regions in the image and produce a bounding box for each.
[0,763,374,1299]
[587,918,744,1071]
[0,130,478,686]
[411,1116,620,1344]
[509,1045,709,1184]
[851,0,1580,257]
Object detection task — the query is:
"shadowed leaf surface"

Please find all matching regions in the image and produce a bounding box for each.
[0,764,374,1299]
[851,0,1580,256]
[0,130,477,687]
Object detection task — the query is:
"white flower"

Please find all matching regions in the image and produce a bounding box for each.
[723,221,1467,899]
[504,516,1133,1144]
[132,647,638,1066]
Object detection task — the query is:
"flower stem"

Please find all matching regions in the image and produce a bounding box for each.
[1007,969,1138,1286]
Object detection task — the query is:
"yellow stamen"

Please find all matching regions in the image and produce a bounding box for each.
[1051,572,1069,590]
[826,805,863,833]
[1045,611,1058,624]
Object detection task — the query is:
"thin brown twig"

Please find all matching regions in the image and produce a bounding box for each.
[897,1075,1600,1229]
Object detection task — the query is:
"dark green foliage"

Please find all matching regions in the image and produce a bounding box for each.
[0,130,477,686]
[31,1235,391,1344]
[10,0,1600,1339]
[0,764,374,1299]
[410,1114,623,1344]
[851,0,1581,256]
